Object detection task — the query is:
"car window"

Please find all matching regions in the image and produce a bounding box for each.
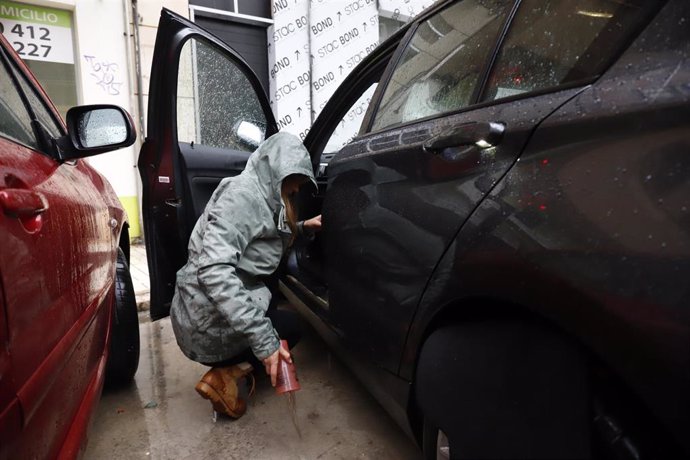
[482,0,659,101]
[370,0,512,132]
[177,37,268,151]
[322,82,378,154]
[0,60,38,148]
[11,63,64,140]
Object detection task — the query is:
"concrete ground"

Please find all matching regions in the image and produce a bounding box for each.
[86,247,420,459]
[128,243,151,311]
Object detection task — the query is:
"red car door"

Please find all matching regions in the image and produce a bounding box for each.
[0,40,115,459]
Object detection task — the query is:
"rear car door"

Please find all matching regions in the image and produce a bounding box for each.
[139,9,278,320]
[0,39,115,459]
[321,0,659,373]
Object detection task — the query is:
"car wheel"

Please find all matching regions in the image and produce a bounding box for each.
[415,320,590,459]
[105,247,140,387]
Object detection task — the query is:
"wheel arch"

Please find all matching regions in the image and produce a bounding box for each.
[408,296,592,458]
[405,295,573,445]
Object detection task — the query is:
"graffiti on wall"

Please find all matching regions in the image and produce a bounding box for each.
[83,55,123,96]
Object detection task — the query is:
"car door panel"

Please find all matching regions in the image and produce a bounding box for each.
[281,24,413,328]
[178,142,250,221]
[140,9,277,320]
[0,145,115,457]
[323,86,584,373]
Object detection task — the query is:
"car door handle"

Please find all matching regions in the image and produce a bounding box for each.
[0,189,49,217]
[423,121,505,154]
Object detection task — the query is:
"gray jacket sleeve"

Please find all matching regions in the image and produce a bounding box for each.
[196,188,280,361]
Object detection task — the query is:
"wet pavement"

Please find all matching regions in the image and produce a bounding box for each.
[85,309,420,459]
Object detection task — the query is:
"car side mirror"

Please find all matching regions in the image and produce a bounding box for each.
[58,105,136,161]
[235,120,263,149]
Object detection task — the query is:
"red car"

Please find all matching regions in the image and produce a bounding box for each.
[0,35,139,459]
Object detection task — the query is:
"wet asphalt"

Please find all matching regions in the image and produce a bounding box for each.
[84,309,420,460]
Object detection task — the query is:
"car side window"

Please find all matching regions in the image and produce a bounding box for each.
[482,0,659,101]
[12,67,64,140]
[177,37,268,151]
[0,60,39,149]
[322,82,378,154]
[370,0,512,132]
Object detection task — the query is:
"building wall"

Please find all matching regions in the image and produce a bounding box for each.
[1,0,188,240]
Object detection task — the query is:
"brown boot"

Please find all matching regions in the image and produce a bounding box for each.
[195,362,255,418]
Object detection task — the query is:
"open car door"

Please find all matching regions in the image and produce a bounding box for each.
[139,8,277,320]
[280,25,410,327]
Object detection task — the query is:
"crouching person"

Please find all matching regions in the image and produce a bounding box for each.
[170,132,321,418]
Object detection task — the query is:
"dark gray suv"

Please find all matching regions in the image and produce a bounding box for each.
[141,1,689,458]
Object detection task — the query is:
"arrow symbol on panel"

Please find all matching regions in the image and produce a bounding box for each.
[295,50,300,60]
[337,11,341,21]
[297,107,303,117]
[363,22,367,32]
[339,65,344,75]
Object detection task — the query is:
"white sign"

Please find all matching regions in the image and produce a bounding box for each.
[0,1,74,64]
[267,0,311,140]
[309,0,379,150]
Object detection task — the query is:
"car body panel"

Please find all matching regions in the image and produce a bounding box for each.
[0,34,127,459]
[405,0,690,452]
[284,24,413,319]
[139,8,278,320]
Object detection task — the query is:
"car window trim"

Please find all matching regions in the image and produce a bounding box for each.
[360,20,419,135]
[471,0,523,104]
[363,0,520,135]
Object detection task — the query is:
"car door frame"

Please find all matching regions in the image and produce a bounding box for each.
[139,8,278,320]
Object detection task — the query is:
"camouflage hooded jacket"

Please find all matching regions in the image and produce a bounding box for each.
[170,132,315,363]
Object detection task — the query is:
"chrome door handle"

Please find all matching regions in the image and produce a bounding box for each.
[423,121,505,154]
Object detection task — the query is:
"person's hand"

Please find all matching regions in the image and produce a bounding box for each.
[304,215,322,232]
[262,342,292,387]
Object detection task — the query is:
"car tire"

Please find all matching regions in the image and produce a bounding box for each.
[416,320,590,460]
[105,247,140,387]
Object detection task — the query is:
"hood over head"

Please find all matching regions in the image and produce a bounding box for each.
[242,132,316,211]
